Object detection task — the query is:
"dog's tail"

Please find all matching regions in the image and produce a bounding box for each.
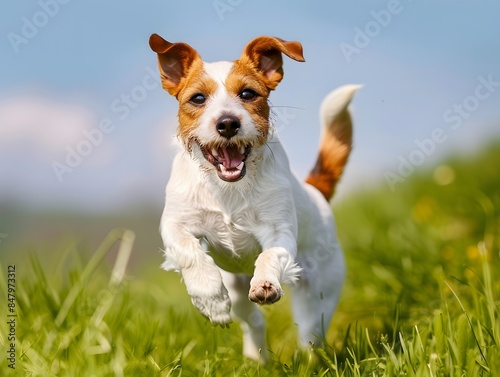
[305,84,361,201]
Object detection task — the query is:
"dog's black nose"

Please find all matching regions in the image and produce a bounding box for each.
[216,115,240,139]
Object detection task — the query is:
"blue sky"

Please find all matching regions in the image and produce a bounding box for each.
[1,1,499,212]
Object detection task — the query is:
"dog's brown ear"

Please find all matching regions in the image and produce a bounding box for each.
[241,36,305,90]
[149,34,201,96]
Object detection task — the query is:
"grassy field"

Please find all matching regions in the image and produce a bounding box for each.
[1,142,499,376]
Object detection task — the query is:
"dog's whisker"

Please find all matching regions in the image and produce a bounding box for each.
[264,142,276,163]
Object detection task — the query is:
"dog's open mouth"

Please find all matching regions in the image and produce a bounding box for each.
[199,142,252,182]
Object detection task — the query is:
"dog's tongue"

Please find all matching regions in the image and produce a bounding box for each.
[218,145,245,169]
[216,145,246,182]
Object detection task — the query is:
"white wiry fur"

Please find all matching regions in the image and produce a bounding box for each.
[159,57,358,359]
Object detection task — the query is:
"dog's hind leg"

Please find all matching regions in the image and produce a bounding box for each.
[291,244,345,347]
[219,269,266,361]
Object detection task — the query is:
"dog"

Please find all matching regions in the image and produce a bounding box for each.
[149,34,359,360]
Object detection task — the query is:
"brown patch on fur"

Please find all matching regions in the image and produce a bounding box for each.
[149,34,202,97]
[239,36,305,90]
[223,36,305,146]
[306,110,352,201]
[176,61,219,143]
[226,60,272,145]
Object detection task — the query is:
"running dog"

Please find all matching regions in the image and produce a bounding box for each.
[149,33,359,360]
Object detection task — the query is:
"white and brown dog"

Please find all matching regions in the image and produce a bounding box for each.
[149,34,359,360]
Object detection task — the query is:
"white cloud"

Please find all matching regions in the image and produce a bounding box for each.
[0,96,95,156]
[0,95,117,167]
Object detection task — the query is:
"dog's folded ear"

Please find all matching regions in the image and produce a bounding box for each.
[149,34,201,97]
[241,36,305,90]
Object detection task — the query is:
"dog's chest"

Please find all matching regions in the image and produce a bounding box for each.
[198,208,262,274]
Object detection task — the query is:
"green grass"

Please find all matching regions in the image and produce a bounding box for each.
[1,142,499,376]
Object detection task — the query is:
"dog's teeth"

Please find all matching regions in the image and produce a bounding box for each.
[211,148,218,157]
[220,165,228,173]
[239,146,245,154]
[236,162,244,170]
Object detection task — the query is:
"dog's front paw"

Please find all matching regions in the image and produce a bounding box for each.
[190,291,232,326]
[248,278,283,305]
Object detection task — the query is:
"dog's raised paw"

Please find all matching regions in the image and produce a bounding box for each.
[248,280,283,305]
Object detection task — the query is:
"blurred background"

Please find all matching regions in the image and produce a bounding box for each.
[1,0,499,270]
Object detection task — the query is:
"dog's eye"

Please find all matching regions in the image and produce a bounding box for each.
[239,89,258,101]
[189,93,206,105]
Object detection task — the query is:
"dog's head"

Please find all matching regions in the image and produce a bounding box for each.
[149,34,304,183]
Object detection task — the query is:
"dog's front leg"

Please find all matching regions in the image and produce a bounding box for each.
[161,224,232,325]
[182,260,232,326]
[249,235,301,305]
